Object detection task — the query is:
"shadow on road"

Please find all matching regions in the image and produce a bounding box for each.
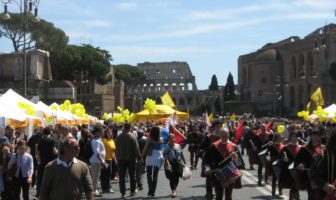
[179,196,205,200]
[191,184,206,188]
[97,194,172,200]
[250,195,274,199]
[242,183,259,188]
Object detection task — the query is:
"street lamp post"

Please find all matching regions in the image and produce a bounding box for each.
[1,0,40,96]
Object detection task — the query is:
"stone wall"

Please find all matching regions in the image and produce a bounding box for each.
[238,24,336,116]
[126,61,200,112]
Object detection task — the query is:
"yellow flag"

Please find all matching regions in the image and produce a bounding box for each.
[161,92,175,108]
[306,101,311,113]
[311,87,324,106]
[208,112,214,122]
[229,113,236,121]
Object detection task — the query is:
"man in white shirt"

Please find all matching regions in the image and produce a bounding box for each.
[89,125,106,198]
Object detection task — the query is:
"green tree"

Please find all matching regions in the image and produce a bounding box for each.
[113,64,146,84]
[50,44,112,84]
[0,13,68,52]
[223,72,235,101]
[208,74,219,90]
[329,59,336,82]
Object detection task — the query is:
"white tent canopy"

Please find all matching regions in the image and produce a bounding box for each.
[0,89,45,118]
[309,104,336,119]
[36,101,55,116]
[0,89,41,121]
[0,101,27,121]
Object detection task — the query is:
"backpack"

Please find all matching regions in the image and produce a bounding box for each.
[80,139,94,164]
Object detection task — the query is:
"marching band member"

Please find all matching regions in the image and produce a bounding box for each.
[310,129,336,200]
[254,124,271,185]
[294,130,322,200]
[245,127,259,170]
[199,120,221,200]
[267,133,284,197]
[203,127,241,200]
[278,131,302,200]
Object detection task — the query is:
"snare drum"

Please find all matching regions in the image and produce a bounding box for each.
[272,160,281,178]
[215,161,241,187]
[258,149,268,164]
[288,162,296,178]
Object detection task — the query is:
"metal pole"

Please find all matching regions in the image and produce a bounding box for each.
[80,71,83,103]
[23,0,27,96]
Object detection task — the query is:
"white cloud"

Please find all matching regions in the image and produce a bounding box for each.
[187,4,265,21]
[186,2,292,21]
[88,19,261,43]
[56,20,112,28]
[115,2,138,10]
[109,45,216,57]
[84,20,112,28]
[294,0,336,9]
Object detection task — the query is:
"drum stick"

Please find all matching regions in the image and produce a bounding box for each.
[210,152,236,173]
[219,153,233,166]
[262,142,270,148]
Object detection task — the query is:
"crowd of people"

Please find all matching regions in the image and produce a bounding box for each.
[0,116,335,200]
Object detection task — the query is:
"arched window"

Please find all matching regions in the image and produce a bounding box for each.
[179,98,185,106]
[298,53,305,78]
[149,83,154,92]
[243,67,248,84]
[187,97,193,105]
[290,86,295,108]
[187,83,193,91]
[291,57,297,79]
[179,83,185,91]
[297,85,304,110]
[143,84,147,92]
[306,83,312,103]
[164,83,169,91]
[306,52,313,77]
[172,83,177,91]
[172,97,177,105]
[156,83,161,92]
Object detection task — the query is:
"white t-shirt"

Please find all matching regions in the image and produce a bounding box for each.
[89,138,106,164]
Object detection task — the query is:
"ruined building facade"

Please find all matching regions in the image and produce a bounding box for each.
[238,24,336,116]
[0,49,124,116]
[125,62,201,112]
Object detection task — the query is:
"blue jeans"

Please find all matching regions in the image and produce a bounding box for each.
[146,166,159,196]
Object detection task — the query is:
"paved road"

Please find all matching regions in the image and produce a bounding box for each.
[29,145,308,199]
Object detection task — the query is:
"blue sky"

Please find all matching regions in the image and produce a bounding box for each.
[1,0,336,89]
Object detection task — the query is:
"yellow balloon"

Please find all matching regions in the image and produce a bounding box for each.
[64,100,71,106]
[277,125,285,134]
[117,106,123,112]
[17,102,25,109]
[50,105,58,111]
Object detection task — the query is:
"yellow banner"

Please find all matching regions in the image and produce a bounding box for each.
[229,113,236,121]
[311,87,324,106]
[161,92,175,108]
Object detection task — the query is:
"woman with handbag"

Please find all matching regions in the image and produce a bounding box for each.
[141,126,164,198]
[163,134,186,198]
[0,142,14,200]
[8,140,33,200]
